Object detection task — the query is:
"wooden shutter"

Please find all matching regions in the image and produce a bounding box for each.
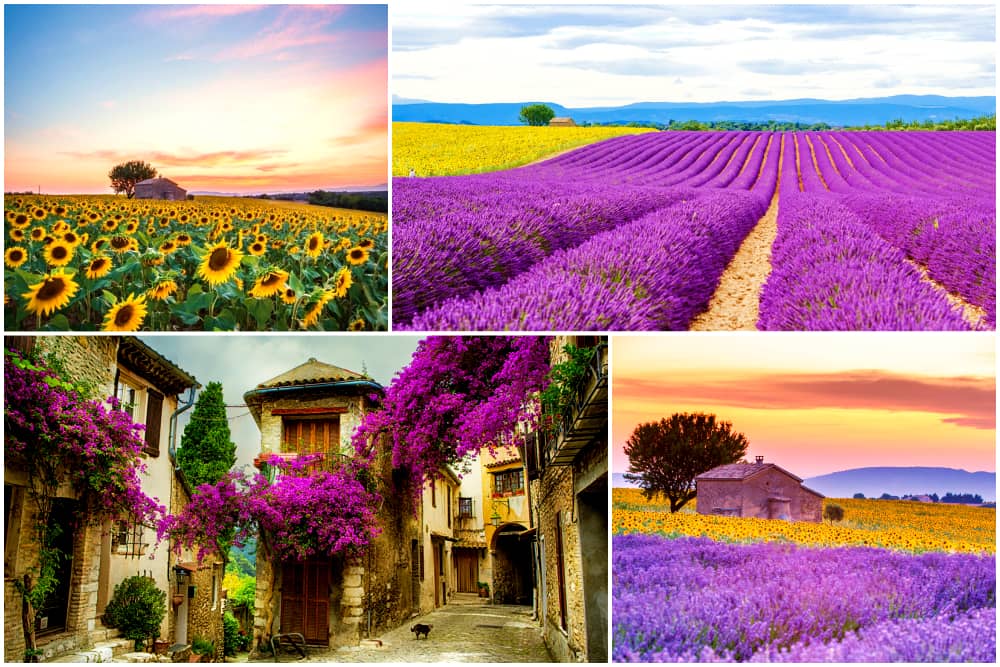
[144,390,163,456]
[283,418,339,456]
[280,561,330,644]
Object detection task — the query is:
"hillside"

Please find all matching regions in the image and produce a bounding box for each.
[392,95,996,127]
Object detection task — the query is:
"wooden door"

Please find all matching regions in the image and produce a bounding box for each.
[280,560,330,644]
[454,550,478,593]
[432,544,441,607]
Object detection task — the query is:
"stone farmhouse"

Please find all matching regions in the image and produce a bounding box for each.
[134,177,187,200]
[243,358,421,650]
[548,117,577,127]
[4,336,224,662]
[696,457,824,523]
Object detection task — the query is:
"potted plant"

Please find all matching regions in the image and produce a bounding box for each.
[190,637,214,662]
[477,581,490,598]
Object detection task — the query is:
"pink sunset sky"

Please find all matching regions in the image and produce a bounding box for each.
[612,334,996,478]
[4,4,387,194]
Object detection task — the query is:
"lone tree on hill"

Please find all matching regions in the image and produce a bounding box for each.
[108,160,157,198]
[624,412,748,513]
[519,103,556,126]
[177,382,236,490]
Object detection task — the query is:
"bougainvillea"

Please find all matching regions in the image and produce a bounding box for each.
[159,454,380,562]
[351,336,552,494]
[4,349,164,525]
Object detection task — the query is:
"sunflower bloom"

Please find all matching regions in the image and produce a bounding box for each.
[148,280,178,301]
[22,270,80,317]
[345,246,370,265]
[102,293,148,332]
[10,212,31,229]
[348,318,365,331]
[332,266,352,299]
[304,231,324,258]
[197,242,244,286]
[281,288,297,305]
[43,240,74,267]
[300,290,334,328]
[85,256,113,280]
[4,246,28,269]
[248,269,289,299]
[248,241,266,256]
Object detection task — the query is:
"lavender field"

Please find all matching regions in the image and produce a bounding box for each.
[612,534,996,663]
[392,131,995,331]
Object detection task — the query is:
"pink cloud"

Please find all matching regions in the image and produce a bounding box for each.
[213,6,347,61]
[140,5,267,23]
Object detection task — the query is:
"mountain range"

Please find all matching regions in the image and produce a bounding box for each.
[613,467,996,502]
[392,95,995,127]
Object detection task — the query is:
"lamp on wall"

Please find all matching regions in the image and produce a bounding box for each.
[490,498,510,526]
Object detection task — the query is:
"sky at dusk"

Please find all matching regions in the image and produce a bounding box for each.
[394,3,995,106]
[138,334,421,473]
[612,334,996,478]
[5,4,387,194]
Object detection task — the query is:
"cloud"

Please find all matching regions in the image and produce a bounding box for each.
[60,148,289,168]
[742,59,872,76]
[616,370,995,430]
[213,6,347,61]
[564,57,708,78]
[139,5,267,23]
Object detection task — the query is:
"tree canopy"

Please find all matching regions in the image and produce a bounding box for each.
[623,412,749,513]
[108,160,157,198]
[519,104,556,127]
[177,382,236,490]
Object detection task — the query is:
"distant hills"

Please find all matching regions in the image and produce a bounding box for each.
[392,95,996,127]
[613,467,996,502]
[189,184,388,197]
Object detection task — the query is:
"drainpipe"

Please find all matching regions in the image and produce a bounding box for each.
[169,386,197,463]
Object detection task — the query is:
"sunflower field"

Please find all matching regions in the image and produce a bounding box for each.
[4,195,387,331]
[612,488,995,554]
[392,122,657,177]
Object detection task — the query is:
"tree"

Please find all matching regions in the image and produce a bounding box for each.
[102,575,166,648]
[519,104,556,126]
[108,160,157,198]
[623,412,748,513]
[823,503,844,522]
[177,382,236,490]
[853,492,865,499]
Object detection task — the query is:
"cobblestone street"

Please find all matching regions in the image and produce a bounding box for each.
[289,595,554,663]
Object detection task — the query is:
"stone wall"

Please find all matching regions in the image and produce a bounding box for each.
[185,560,225,660]
[256,392,370,458]
[37,336,118,397]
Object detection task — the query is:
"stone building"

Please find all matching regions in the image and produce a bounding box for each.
[522,336,608,662]
[695,458,824,522]
[243,358,420,651]
[481,445,533,606]
[134,177,187,200]
[4,336,198,662]
[549,117,578,127]
[416,468,460,612]
[451,459,489,598]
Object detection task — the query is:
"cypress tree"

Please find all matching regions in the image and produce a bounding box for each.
[177,382,236,489]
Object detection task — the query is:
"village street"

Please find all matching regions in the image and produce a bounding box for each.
[267,595,554,663]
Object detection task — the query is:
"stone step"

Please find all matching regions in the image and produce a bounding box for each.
[50,639,134,663]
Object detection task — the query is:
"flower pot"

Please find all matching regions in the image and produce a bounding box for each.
[172,594,185,608]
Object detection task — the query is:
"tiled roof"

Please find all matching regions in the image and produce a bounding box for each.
[137,177,179,186]
[696,462,804,483]
[254,357,370,389]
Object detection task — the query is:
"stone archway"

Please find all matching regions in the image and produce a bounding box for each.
[490,522,532,605]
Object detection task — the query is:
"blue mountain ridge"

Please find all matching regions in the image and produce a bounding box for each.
[612,467,996,502]
[392,95,996,127]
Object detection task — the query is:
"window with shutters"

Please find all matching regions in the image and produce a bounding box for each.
[144,390,163,456]
[282,417,340,458]
[493,469,524,496]
[458,497,474,519]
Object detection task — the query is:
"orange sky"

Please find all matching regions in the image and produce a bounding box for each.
[4,5,387,194]
[612,334,996,478]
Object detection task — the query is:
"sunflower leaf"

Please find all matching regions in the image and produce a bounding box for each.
[15,269,46,284]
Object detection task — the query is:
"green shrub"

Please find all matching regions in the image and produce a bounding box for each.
[191,637,215,656]
[223,612,240,656]
[102,575,166,644]
[824,503,845,522]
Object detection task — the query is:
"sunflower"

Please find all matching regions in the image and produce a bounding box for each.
[248,269,289,298]
[53,204,68,217]
[300,290,334,328]
[348,318,365,331]
[102,293,147,332]
[4,246,28,269]
[9,212,31,228]
[102,219,118,232]
[304,231,324,258]
[281,287,298,304]
[332,266,352,299]
[124,220,138,233]
[248,241,266,256]
[22,270,80,317]
[10,228,26,242]
[51,220,70,235]
[61,230,80,246]
[345,246,370,266]
[85,255,113,280]
[148,279,178,301]
[175,233,192,246]
[43,240,74,267]
[109,235,137,254]
[357,238,375,250]
[30,227,46,241]
[91,237,110,253]
[197,242,244,286]
[31,206,47,220]
[159,240,178,255]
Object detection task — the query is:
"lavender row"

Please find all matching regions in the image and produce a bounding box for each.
[392,178,678,324]
[612,533,996,663]
[403,190,768,330]
[758,192,973,330]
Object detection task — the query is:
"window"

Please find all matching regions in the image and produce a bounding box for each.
[493,469,524,496]
[282,417,340,456]
[115,380,140,421]
[447,487,452,527]
[110,515,147,558]
[458,497,474,519]
[430,479,436,508]
[144,390,163,457]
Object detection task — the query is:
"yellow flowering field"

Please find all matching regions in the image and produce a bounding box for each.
[392,122,657,177]
[4,194,387,331]
[613,488,995,554]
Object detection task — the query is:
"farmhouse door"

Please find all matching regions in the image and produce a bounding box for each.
[454,550,478,593]
[280,560,331,644]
